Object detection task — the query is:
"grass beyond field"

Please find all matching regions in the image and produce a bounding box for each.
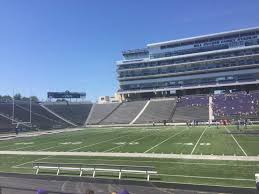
[0,125,259,188]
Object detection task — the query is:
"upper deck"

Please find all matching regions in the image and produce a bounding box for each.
[118,27,259,64]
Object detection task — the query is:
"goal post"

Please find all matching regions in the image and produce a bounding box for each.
[11,91,32,125]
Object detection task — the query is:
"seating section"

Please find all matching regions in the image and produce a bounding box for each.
[0,90,259,132]
[0,101,70,130]
[100,101,147,124]
[0,114,16,132]
[135,99,176,124]
[44,102,93,125]
[172,95,209,122]
[213,91,259,120]
[87,103,121,125]
[172,106,209,122]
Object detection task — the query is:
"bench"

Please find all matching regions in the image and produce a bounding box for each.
[33,162,157,181]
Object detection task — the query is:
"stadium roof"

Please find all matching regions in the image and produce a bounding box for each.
[147,26,259,47]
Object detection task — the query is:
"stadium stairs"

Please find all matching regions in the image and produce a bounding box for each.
[86,103,122,125]
[40,104,77,127]
[84,103,96,125]
[0,101,71,130]
[129,100,150,124]
[100,100,147,125]
[133,98,177,124]
[42,102,93,126]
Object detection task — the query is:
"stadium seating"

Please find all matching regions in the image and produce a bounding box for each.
[100,100,147,124]
[172,95,209,122]
[0,114,16,132]
[213,91,259,120]
[0,101,70,130]
[87,103,121,125]
[43,102,93,125]
[1,90,258,131]
[134,98,176,124]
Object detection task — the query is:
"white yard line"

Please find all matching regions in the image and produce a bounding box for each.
[190,126,209,155]
[38,145,62,151]
[104,131,155,152]
[13,145,36,151]
[35,128,124,152]
[144,128,187,153]
[224,126,248,156]
[0,144,18,150]
[13,156,52,168]
[104,144,123,152]
[68,127,143,152]
[68,134,130,152]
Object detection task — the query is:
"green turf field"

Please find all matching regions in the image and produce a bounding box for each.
[0,125,259,188]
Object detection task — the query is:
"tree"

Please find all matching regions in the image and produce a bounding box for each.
[14,93,22,100]
[30,96,39,102]
[21,97,30,101]
[1,95,12,102]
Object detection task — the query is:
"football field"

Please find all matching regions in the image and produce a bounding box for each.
[0,125,259,188]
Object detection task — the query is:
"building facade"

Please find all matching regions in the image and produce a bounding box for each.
[116,27,259,100]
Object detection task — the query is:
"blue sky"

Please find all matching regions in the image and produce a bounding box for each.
[0,0,258,101]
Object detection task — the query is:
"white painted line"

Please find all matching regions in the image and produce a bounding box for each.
[44,157,259,167]
[38,145,61,151]
[225,126,247,156]
[0,144,18,150]
[144,129,187,153]
[2,151,259,161]
[46,128,122,151]
[69,134,130,152]
[68,127,142,152]
[13,145,36,151]
[104,144,123,152]
[104,131,154,152]
[13,156,52,168]
[191,126,209,155]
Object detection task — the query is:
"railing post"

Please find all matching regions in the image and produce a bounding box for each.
[57,165,60,175]
[147,173,150,181]
[80,169,83,177]
[119,169,122,179]
[36,166,39,175]
[93,168,96,178]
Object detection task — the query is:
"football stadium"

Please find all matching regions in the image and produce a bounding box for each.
[1,27,259,193]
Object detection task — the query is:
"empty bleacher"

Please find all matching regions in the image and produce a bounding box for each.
[43,102,93,125]
[0,101,70,130]
[87,103,121,125]
[172,106,209,122]
[134,99,176,124]
[100,101,147,124]
[172,95,209,122]
[0,114,15,132]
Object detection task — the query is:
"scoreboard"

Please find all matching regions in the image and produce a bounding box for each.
[47,91,86,99]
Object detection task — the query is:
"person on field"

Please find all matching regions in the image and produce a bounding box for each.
[15,126,19,135]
